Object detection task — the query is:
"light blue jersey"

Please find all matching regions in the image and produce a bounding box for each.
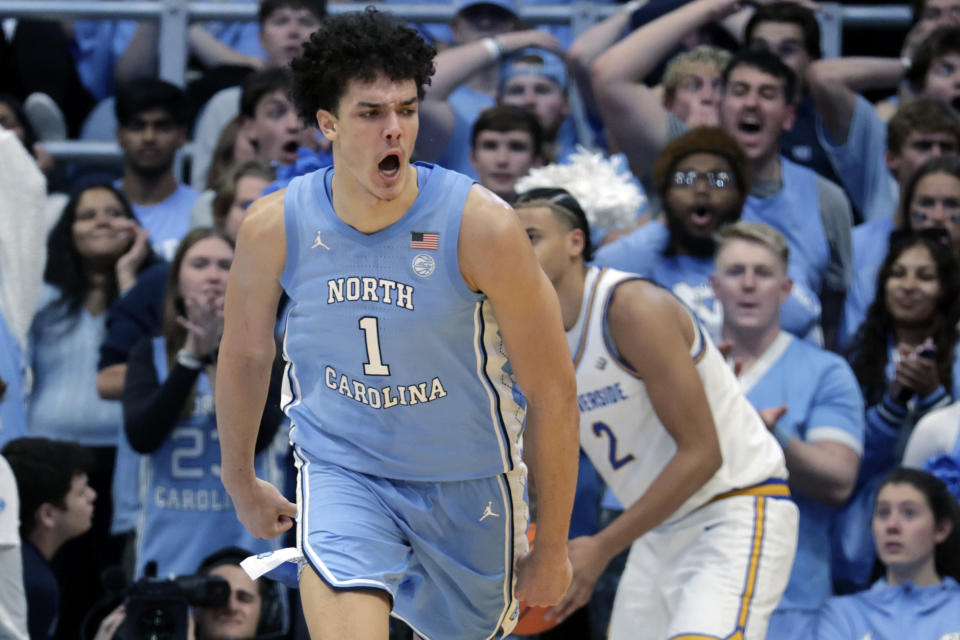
[280,163,525,481]
[136,338,272,578]
[110,435,141,535]
[816,577,960,639]
[593,221,822,341]
[738,333,864,632]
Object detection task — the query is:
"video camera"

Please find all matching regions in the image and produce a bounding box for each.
[114,562,229,640]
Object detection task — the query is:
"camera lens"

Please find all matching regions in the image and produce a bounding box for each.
[139,607,175,639]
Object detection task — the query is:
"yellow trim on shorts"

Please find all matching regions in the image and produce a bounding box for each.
[707,480,791,505]
[733,496,766,636]
[671,490,782,640]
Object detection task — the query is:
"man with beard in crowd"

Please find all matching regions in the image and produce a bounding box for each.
[594,127,822,343]
[593,0,852,346]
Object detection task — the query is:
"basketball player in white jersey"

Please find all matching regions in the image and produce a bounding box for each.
[515,188,799,640]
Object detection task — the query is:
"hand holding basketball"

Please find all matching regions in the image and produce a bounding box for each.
[515,541,572,608]
[547,535,611,624]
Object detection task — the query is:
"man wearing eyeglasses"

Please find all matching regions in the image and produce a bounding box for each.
[593,8,854,347]
[595,127,823,344]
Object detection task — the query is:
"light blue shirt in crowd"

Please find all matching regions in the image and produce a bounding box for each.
[816,577,960,640]
[115,181,198,261]
[27,284,122,447]
[592,220,822,342]
[740,332,864,639]
[816,94,898,224]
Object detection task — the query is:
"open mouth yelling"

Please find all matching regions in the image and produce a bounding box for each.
[738,114,762,135]
[378,152,402,179]
[689,206,714,227]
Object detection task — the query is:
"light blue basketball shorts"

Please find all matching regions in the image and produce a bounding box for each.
[293,447,529,640]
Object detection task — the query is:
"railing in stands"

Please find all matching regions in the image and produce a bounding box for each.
[0,1,913,164]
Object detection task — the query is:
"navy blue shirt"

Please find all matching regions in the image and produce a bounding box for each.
[97,262,169,371]
[22,540,58,639]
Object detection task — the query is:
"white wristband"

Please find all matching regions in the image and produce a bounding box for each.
[900,56,912,73]
[176,349,204,370]
[481,37,503,62]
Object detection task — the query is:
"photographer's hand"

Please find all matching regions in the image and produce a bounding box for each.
[94,605,125,640]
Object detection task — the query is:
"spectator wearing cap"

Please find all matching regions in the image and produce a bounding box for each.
[499,46,580,163]
[417,0,559,177]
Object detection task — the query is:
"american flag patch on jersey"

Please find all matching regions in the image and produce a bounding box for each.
[411,231,439,250]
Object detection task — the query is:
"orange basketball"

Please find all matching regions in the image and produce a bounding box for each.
[513,524,561,636]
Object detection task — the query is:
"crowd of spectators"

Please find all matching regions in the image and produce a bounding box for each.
[3,0,960,638]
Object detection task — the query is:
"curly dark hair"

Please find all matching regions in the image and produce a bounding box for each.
[850,232,960,405]
[289,7,436,122]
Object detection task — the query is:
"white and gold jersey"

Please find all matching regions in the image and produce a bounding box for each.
[569,267,787,522]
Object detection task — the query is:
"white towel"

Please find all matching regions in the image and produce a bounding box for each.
[0,129,48,352]
[240,547,302,590]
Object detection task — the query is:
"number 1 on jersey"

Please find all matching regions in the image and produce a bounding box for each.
[360,316,390,376]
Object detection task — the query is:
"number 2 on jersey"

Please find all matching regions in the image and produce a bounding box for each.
[359,316,390,376]
[592,421,636,470]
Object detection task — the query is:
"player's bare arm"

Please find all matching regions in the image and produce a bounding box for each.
[459,185,579,607]
[217,189,297,539]
[550,281,723,622]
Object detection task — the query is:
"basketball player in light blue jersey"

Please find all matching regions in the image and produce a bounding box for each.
[515,189,798,639]
[215,9,579,640]
[710,222,864,640]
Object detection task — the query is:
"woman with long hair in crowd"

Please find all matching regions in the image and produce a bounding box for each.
[27,182,155,632]
[817,468,960,637]
[122,227,283,578]
[835,231,960,594]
